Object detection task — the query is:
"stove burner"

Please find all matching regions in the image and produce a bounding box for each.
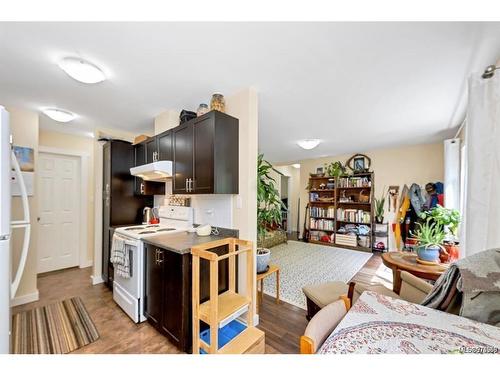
[156,228,177,232]
[146,225,160,228]
[125,227,145,231]
[138,230,156,234]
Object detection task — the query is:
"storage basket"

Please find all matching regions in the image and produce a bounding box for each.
[335,234,357,247]
[199,320,246,354]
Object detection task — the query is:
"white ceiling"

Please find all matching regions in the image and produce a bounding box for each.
[1,22,500,162]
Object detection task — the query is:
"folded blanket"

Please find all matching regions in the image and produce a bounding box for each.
[110,234,131,279]
[422,248,500,326]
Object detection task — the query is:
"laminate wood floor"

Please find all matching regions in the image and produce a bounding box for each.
[12,252,391,354]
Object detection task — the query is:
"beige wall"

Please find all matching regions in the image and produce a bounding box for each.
[8,107,39,303]
[38,130,95,265]
[226,87,259,324]
[298,142,444,248]
[154,110,179,134]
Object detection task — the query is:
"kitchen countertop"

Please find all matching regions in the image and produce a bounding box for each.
[143,230,238,255]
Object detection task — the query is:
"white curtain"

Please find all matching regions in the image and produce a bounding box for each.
[444,138,461,210]
[462,73,500,257]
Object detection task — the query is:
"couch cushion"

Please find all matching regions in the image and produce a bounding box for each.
[352,283,399,303]
[303,282,348,308]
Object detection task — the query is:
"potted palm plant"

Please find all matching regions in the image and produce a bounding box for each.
[419,205,461,262]
[257,154,287,273]
[374,194,386,224]
[412,220,446,263]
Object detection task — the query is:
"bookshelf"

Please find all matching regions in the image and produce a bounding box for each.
[307,172,374,253]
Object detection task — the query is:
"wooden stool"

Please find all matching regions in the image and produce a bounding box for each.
[256,264,280,311]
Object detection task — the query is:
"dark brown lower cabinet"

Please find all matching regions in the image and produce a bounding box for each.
[144,244,191,352]
[143,242,234,353]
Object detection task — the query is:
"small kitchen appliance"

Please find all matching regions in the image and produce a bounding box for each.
[143,207,152,224]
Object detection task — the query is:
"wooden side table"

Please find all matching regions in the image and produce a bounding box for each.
[381,251,448,294]
[256,264,280,311]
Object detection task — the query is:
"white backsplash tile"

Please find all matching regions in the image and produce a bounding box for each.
[190,195,233,228]
[154,185,234,228]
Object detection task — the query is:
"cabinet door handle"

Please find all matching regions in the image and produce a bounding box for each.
[157,250,164,264]
[140,182,145,195]
[155,249,159,264]
[185,178,188,192]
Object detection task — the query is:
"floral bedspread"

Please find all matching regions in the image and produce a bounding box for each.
[318,291,500,354]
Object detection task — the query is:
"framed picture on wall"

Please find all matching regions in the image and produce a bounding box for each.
[353,156,365,172]
[316,167,324,175]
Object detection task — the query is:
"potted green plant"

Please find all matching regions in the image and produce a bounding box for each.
[419,205,461,262]
[412,220,446,263]
[257,154,286,272]
[324,161,345,178]
[374,194,386,223]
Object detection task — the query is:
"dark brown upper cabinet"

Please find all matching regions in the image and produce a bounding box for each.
[173,111,238,195]
[172,122,194,194]
[145,137,158,164]
[157,130,172,161]
[135,141,146,166]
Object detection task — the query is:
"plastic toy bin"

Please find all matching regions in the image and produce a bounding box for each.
[199,320,246,354]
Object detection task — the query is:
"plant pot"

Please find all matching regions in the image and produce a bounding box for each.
[416,245,442,263]
[375,217,384,224]
[441,242,460,263]
[256,248,271,273]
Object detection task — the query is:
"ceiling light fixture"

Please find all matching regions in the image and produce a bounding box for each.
[297,139,321,150]
[292,163,301,169]
[482,64,499,79]
[58,57,106,84]
[42,108,76,122]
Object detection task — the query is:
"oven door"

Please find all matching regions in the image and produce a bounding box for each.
[113,239,144,322]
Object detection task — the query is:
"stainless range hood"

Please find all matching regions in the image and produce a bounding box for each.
[130,160,173,181]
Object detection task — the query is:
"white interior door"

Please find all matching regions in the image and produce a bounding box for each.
[37,152,80,273]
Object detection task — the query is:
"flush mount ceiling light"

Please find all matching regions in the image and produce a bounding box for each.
[42,108,76,122]
[58,57,106,84]
[297,139,321,150]
[292,163,301,169]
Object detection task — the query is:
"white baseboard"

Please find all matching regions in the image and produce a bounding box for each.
[253,313,260,326]
[91,274,104,285]
[79,259,93,269]
[10,290,39,307]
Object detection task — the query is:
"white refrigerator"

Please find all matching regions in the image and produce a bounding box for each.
[0,106,11,353]
[0,106,30,354]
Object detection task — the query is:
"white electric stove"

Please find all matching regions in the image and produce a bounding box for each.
[112,206,193,323]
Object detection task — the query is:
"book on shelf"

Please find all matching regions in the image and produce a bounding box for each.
[336,208,371,223]
[338,176,371,188]
[309,206,335,218]
[309,218,335,231]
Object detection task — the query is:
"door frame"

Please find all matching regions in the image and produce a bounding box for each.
[38,146,91,270]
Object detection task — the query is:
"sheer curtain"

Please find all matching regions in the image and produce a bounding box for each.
[462,73,500,257]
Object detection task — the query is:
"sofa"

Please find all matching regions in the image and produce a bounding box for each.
[300,271,433,354]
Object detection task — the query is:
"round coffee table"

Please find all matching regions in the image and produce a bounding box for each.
[381,251,449,294]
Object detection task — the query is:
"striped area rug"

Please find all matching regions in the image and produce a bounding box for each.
[12,297,99,354]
